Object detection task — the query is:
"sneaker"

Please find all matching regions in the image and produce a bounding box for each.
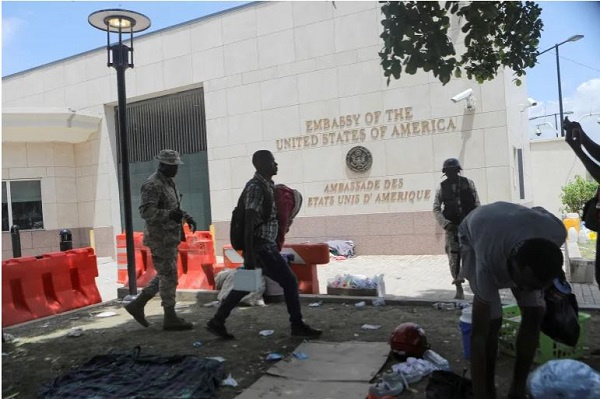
[206,318,235,340]
[291,323,322,338]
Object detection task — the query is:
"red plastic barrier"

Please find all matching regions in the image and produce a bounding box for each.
[282,243,330,294]
[116,232,145,284]
[177,232,217,289]
[2,256,56,326]
[222,244,244,269]
[123,248,147,287]
[41,252,88,311]
[65,248,102,306]
[2,248,102,327]
[135,248,157,287]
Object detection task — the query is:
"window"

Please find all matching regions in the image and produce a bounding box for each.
[2,180,44,231]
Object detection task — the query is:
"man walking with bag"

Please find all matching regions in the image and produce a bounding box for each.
[125,149,196,331]
[433,158,480,299]
[206,150,321,339]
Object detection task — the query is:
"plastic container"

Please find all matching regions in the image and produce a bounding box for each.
[579,228,590,243]
[233,268,263,292]
[498,304,591,364]
[422,349,450,371]
[564,213,581,233]
[459,306,472,359]
[568,227,578,243]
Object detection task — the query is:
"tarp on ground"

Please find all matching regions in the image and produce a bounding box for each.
[38,347,225,399]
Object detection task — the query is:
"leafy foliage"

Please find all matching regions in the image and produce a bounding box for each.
[560,175,599,215]
[379,1,543,85]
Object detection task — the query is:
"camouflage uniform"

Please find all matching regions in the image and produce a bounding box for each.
[433,178,480,282]
[139,171,189,308]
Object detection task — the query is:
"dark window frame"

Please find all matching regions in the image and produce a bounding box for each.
[2,179,45,231]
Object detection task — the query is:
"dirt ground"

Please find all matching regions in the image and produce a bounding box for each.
[2,297,600,399]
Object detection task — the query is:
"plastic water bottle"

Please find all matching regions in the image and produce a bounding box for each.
[422,349,450,371]
[568,227,578,243]
[376,274,386,298]
[579,223,590,243]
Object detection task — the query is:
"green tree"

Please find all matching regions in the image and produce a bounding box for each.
[379,1,543,85]
[560,175,598,215]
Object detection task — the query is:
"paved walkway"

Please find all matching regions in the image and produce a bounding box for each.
[96,255,600,309]
[317,255,600,309]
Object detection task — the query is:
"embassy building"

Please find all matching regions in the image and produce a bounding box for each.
[2,1,544,260]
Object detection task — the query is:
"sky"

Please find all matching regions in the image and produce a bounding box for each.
[1,1,599,140]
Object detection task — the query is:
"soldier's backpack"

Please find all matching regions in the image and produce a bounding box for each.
[230,179,273,251]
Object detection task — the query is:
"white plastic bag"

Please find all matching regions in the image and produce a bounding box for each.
[528,359,600,398]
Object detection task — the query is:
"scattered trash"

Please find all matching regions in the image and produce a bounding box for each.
[354,333,359,337]
[528,359,600,398]
[95,311,117,318]
[41,323,50,328]
[4,393,20,399]
[361,324,382,330]
[203,300,220,307]
[293,352,308,360]
[175,303,190,309]
[69,316,80,320]
[372,298,386,307]
[3,333,16,343]
[308,301,323,307]
[433,302,467,310]
[2,353,9,356]
[221,373,238,387]
[355,301,366,308]
[192,341,203,348]
[67,327,84,338]
[327,273,379,289]
[422,349,451,371]
[266,353,283,361]
[391,357,438,384]
[206,356,225,362]
[259,330,275,337]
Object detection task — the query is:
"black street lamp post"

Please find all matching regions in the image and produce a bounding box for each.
[88,9,151,298]
[538,34,583,137]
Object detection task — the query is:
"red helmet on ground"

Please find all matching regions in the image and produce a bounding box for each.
[389,322,429,358]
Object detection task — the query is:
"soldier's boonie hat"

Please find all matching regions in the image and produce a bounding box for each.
[156,149,183,165]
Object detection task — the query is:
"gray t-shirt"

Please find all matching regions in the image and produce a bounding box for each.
[458,201,566,304]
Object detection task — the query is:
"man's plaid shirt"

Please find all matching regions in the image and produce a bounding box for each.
[244,173,278,243]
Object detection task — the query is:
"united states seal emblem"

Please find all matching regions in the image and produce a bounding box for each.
[346,146,372,173]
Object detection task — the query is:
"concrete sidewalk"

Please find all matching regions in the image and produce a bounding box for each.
[318,255,600,309]
[98,254,600,309]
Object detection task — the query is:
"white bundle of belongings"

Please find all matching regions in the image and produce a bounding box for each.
[215,269,265,306]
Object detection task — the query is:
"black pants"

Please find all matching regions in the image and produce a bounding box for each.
[214,241,303,326]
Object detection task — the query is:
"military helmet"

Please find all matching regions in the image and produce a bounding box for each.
[442,158,462,173]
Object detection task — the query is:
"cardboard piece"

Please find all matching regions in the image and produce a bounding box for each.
[235,376,369,399]
[266,341,389,382]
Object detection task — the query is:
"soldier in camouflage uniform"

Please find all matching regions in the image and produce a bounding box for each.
[433,158,480,299]
[125,149,197,331]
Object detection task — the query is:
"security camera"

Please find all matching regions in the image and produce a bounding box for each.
[527,98,538,107]
[535,128,542,136]
[451,89,473,103]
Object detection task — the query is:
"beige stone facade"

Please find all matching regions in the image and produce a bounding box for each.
[2,2,546,259]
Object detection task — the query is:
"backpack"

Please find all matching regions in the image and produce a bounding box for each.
[230,179,273,251]
[425,370,473,399]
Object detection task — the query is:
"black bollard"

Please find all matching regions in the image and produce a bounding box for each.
[10,225,21,258]
[59,229,73,251]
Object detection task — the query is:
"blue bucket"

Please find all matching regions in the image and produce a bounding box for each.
[459,321,472,359]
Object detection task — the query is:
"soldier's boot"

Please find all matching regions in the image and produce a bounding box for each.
[454,283,465,300]
[125,291,154,327]
[163,306,193,331]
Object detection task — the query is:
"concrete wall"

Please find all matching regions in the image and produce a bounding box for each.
[2,1,529,256]
[530,137,589,216]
